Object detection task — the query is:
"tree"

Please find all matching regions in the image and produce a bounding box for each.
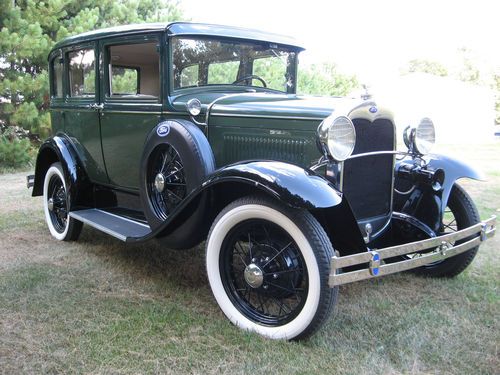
[456,47,481,85]
[0,0,184,138]
[297,62,358,96]
[404,58,448,77]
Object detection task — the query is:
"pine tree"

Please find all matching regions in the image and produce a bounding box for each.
[0,0,185,138]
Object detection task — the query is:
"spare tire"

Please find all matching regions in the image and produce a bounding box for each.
[140,119,215,231]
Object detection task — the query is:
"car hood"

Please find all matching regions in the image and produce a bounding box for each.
[172,91,384,122]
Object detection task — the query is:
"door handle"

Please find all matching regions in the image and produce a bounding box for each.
[89,103,104,111]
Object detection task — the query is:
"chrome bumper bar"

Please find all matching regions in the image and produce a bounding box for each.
[329,216,496,287]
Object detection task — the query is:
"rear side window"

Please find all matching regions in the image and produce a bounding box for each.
[51,55,64,98]
[68,48,95,97]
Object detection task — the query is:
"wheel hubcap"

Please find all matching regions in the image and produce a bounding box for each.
[47,198,54,211]
[244,263,264,288]
[147,144,187,220]
[154,173,165,193]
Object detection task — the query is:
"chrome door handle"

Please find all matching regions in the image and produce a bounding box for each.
[89,103,104,110]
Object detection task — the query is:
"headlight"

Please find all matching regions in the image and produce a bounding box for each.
[318,115,356,161]
[186,98,202,116]
[414,118,435,155]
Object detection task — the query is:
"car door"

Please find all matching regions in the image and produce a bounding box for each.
[99,34,164,190]
[63,42,108,184]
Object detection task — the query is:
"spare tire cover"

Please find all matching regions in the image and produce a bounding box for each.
[140,119,215,230]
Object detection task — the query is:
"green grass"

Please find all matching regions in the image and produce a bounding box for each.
[0,143,499,374]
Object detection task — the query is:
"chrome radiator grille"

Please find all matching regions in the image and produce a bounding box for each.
[342,118,395,220]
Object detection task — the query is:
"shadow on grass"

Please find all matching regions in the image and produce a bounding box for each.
[76,226,210,294]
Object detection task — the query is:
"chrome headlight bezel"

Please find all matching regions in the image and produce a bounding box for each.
[317,115,356,162]
[414,117,436,155]
[403,117,436,155]
[186,98,202,116]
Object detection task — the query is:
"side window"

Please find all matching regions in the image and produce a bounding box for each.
[111,66,139,95]
[50,55,64,98]
[208,61,239,84]
[107,42,159,98]
[68,48,95,97]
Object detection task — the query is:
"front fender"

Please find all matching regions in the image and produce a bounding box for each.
[205,161,343,209]
[32,134,92,210]
[136,161,366,254]
[425,153,484,210]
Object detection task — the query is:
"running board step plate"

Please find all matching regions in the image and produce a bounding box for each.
[69,209,151,242]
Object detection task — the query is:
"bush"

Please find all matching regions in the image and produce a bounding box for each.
[0,136,33,170]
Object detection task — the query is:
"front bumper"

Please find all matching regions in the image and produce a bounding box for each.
[329,216,496,287]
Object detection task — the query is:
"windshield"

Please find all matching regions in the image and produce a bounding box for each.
[171,37,297,93]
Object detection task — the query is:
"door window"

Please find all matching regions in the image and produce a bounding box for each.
[106,42,160,99]
[68,48,95,97]
[110,66,139,95]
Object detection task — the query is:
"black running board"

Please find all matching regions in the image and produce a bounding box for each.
[69,209,151,242]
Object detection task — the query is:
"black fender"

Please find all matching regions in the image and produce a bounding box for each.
[394,153,483,234]
[135,160,367,254]
[32,134,92,210]
[425,153,484,211]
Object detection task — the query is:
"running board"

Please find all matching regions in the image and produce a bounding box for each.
[69,209,151,242]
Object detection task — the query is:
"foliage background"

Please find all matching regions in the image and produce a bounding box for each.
[0,0,358,157]
[0,0,184,140]
[0,0,497,170]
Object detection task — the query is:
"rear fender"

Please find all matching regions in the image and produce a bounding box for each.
[32,134,92,209]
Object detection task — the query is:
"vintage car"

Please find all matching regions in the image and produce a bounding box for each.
[27,22,496,340]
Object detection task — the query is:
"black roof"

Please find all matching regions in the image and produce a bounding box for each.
[52,22,305,50]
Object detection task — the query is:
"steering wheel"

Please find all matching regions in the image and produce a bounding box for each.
[232,74,267,88]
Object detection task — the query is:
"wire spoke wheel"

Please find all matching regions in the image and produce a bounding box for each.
[147,144,187,220]
[47,174,68,233]
[442,209,458,234]
[409,184,480,277]
[220,219,308,326]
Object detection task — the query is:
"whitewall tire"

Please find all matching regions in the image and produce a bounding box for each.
[43,162,82,241]
[206,196,337,340]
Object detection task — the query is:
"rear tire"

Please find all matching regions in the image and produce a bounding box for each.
[43,162,82,241]
[206,196,337,340]
[414,183,480,277]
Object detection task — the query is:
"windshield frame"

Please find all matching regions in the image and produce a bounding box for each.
[168,35,299,95]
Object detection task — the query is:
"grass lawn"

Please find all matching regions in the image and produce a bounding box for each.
[0,143,498,374]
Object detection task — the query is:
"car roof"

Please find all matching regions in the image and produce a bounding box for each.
[51,22,305,51]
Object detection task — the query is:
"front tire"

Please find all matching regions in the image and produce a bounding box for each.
[414,183,480,277]
[206,196,337,340]
[43,162,82,241]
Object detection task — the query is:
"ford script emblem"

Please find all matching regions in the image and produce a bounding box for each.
[157,124,170,137]
[369,106,378,114]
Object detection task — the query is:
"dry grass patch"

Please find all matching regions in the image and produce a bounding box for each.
[0,143,499,374]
